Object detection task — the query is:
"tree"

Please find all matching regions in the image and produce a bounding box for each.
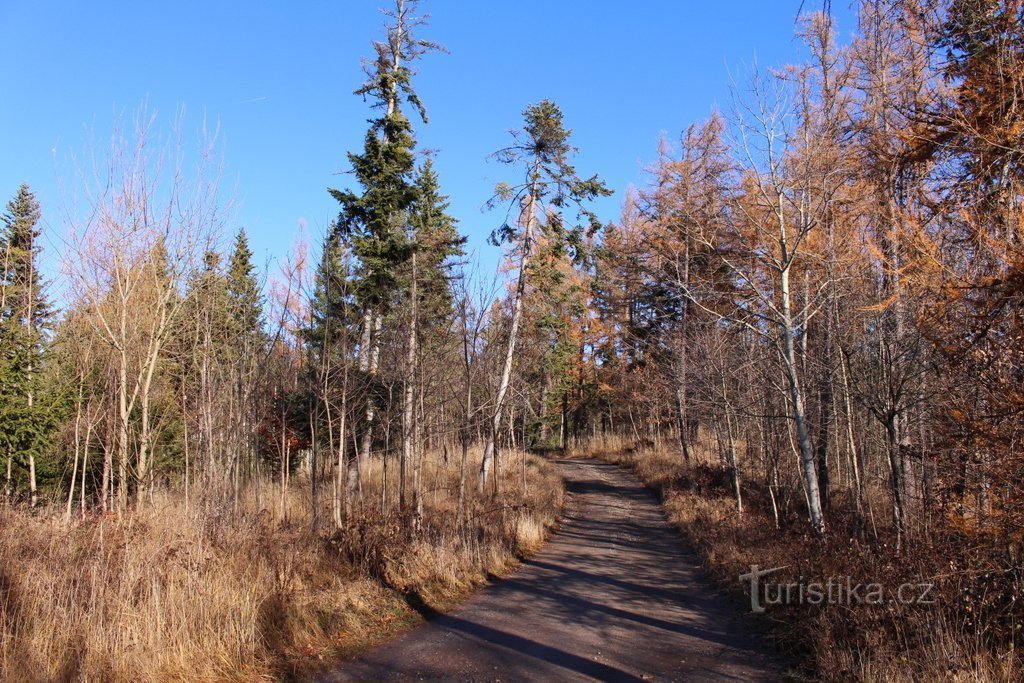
[328,0,442,499]
[915,0,1024,542]
[0,184,56,507]
[305,227,357,527]
[847,0,940,549]
[717,72,835,537]
[225,228,267,500]
[409,159,464,328]
[227,229,265,344]
[629,116,736,463]
[66,110,223,512]
[402,158,463,516]
[480,99,610,492]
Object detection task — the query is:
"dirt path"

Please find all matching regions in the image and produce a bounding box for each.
[320,458,782,682]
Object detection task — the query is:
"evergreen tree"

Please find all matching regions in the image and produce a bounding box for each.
[478,100,610,492]
[226,228,265,344]
[307,228,357,354]
[329,0,440,312]
[396,158,464,512]
[0,184,57,506]
[325,0,443,496]
[302,226,362,526]
[177,234,267,493]
[223,229,268,493]
[410,158,465,329]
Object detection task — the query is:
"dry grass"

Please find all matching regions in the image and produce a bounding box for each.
[577,436,1020,683]
[0,446,563,682]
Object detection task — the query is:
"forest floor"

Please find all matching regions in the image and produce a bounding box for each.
[320,457,782,682]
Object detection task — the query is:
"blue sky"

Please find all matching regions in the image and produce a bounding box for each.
[0,1,856,293]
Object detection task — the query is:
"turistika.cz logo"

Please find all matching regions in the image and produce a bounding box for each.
[738,565,936,614]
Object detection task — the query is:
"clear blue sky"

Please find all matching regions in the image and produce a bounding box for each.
[0,1,855,292]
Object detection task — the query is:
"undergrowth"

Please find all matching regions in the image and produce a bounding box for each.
[0,448,562,682]
[578,437,1020,683]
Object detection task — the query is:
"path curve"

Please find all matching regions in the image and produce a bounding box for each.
[321,458,782,682]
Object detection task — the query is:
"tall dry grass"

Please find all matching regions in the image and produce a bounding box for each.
[0,446,562,682]
[577,436,1019,683]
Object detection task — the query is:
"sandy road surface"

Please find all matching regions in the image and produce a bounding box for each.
[321,458,782,682]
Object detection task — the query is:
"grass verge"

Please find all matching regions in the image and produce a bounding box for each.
[577,438,1018,683]
[0,448,563,682]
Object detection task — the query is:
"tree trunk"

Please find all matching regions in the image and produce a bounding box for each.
[81,420,94,518]
[401,250,418,509]
[815,357,833,513]
[480,190,537,494]
[118,348,130,513]
[674,382,692,464]
[334,376,349,529]
[413,386,425,526]
[887,415,907,553]
[780,258,826,536]
[357,312,383,496]
[725,412,742,514]
[67,386,84,523]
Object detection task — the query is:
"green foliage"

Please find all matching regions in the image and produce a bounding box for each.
[410,158,465,327]
[180,230,266,367]
[487,99,611,264]
[354,0,445,124]
[0,184,62,491]
[330,115,418,309]
[185,250,232,359]
[486,100,609,448]
[306,226,358,358]
[227,228,265,344]
[942,0,1023,69]
[329,0,443,312]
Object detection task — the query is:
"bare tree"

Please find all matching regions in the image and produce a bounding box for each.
[64,107,226,511]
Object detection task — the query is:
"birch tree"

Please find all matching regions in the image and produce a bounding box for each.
[66,109,224,510]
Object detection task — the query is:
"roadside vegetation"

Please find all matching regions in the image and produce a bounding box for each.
[579,436,1018,682]
[0,449,561,681]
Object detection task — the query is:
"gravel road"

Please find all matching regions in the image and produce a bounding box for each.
[320,458,782,682]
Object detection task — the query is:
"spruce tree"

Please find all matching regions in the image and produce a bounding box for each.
[0,184,56,507]
[177,250,229,482]
[226,228,265,344]
[218,231,266,491]
[410,158,465,328]
[305,227,359,523]
[176,237,264,494]
[398,158,464,512]
[308,229,356,354]
[329,0,441,312]
[326,0,442,496]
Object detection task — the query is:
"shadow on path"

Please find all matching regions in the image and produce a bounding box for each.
[320,458,782,682]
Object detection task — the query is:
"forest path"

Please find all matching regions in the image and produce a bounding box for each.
[320,458,782,682]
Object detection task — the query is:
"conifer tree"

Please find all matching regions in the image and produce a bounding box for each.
[0,184,55,507]
[479,100,610,492]
[327,0,442,495]
[410,158,465,328]
[227,229,267,472]
[305,227,358,525]
[402,158,464,512]
[227,229,265,344]
[177,232,268,502]
[182,250,230,479]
